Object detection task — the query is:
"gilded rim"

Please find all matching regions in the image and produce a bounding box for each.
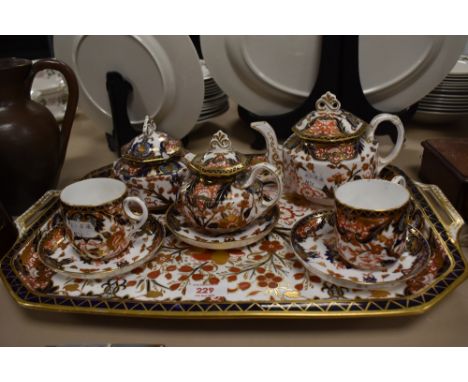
[335,198,410,217]
[36,216,164,280]
[335,179,411,214]
[292,125,366,143]
[290,210,432,288]
[60,178,127,210]
[165,204,280,250]
[60,196,125,211]
[0,165,466,319]
[122,148,181,164]
[188,155,248,178]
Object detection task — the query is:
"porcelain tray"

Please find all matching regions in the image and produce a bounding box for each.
[1,165,466,318]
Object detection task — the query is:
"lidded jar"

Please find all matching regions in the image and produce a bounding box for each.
[113,116,188,212]
[177,130,283,234]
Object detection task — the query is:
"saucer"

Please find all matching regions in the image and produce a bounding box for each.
[290,210,431,290]
[165,204,279,250]
[37,215,164,280]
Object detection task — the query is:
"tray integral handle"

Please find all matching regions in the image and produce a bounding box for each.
[416,182,465,246]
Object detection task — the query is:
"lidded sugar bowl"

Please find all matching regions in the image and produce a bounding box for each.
[113,116,188,212]
[252,92,405,203]
[177,130,283,234]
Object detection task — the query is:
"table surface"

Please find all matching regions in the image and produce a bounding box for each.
[1,104,468,346]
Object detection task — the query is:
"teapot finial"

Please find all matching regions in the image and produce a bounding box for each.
[210,130,232,151]
[316,92,341,113]
[142,115,157,136]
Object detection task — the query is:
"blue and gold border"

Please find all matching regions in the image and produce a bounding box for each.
[0,166,466,318]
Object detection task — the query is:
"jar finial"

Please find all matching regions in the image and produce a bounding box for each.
[143,115,157,136]
[315,92,341,112]
[210,130,232,151]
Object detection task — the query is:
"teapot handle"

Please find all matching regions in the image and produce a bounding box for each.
[366,113,405,174]
[26,59,79,172]
[240,162,283,212]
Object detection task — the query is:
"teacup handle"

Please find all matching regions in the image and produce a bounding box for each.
[390,175,406,187]
[123,196,149,231]
[366,113,405,174]
[240,162,283,212]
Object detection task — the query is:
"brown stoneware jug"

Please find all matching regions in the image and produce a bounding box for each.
[0,58,78,215]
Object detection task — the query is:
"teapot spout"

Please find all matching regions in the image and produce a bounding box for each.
[250,121,283,177]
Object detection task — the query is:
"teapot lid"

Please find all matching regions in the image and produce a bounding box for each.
[189,130,247,177]
[121,116,182,163]
[292,92,367,142]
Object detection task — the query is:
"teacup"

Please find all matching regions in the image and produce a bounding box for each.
[334,176,410,271]
[60,178,149,260]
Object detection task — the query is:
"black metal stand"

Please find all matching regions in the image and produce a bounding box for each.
[239,36,417,149]
[105,71,138,155]
[104,37,418,152]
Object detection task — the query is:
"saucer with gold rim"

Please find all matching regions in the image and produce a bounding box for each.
[165,204,279,250]
[290,210,431,290]
[37,215,164,280]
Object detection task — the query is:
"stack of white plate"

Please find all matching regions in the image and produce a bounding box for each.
[201,36,466,115]
[31,67,68,122]
[416,56,468,123]
[198,60,229,122]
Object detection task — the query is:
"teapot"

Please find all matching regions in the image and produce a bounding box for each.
[251,92,405,203]
[177,130,283,234]
[113,116,189,212]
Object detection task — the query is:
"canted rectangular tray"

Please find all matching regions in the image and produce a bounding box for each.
[1,165,467,318]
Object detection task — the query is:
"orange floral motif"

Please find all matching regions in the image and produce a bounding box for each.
[256,272,282,288]
[327,172,348,185]
[312,142,356,164]
[192,182,222,209]
[106,228,128,253]
[297,182,327,200]
[259,240,283,253]
[19,243,54,291]
[307,119,341,138]
[237,195,250,209]
[218,214,245,230]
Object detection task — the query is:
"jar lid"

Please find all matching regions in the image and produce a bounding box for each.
[292,92,367,142]
[121,116,182,163]
[189,130,247,177]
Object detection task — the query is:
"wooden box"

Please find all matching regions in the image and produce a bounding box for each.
[420,138,468,222]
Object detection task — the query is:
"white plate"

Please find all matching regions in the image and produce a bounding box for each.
[450,55,468,75]
[201,36,466,114]
[54,36,204,139]
[414,109,468,124]
[418,106,468,113]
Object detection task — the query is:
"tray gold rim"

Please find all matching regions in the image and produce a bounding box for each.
[1,166,467,319]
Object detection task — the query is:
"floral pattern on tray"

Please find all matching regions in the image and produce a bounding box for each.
[10,191,451,303]
[1,165,466,318]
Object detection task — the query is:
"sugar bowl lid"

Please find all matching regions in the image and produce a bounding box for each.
[189,130,248,177]
[121,116,182,163]
[292,92,367,142]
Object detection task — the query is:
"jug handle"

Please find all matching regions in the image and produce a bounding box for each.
[26,59,79,169]
[366,113,405,174]
[240,162,283,213]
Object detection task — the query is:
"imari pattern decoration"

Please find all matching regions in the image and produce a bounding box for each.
[113,115,187,212]
[252,92,405,202]
[178,131,283,234]
[0,165,466,318]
